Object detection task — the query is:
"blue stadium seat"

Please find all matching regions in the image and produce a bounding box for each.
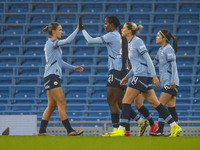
[97,57,107,65]
[180,4,200,12]
[177,25,198,34]
[96,66,108,75]
[3,25,23,35]
[177,36,197,45]
[57,3,77,13]
[179,14,199,23]
[75,36,87,45]
[25,36,46,46]
[176,46,196,55]
[30,14,51,24]
[71,57,93,65]
[98,47,107,55]
[0,77,12,85]
[14,87,35,98]
[66,87,87,98]
[0,3,3,13]
[0,87,9,98]
[32,3,53,13]
[27,25,44,35]
[154,14,175,23]
[178,66,193,76]
[17,67,40,75]
[55,14,75,24]
[0,47,19,56]
[130,3,152,12]
[23,47,44,56]
[16,77,37,85]
[84,25,99,34]
[67,76,89,85]
[106,4,127,12]
[93,76,107,85]
[62,25,74,34]
[1,36,21,46]
[82,4,102,12]
[152,25,173,34]
[82,14,100,24]
[92,87,106,98]
[0,57,16,66]
[20,57,42,66]
[177,57,194,66]
[5,14,26,24]
[155,4,176,12]
[129,14,150,24]
[0,67,13,75]
[73,47,95,56]
[7,3,28,13]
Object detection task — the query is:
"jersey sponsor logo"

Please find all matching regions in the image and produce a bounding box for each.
[139,45,145,49]
[167,53,173,56]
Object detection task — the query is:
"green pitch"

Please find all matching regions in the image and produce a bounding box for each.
[0,136,199,150]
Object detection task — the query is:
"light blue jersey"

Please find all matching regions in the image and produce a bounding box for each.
[101,30,122,71]
[82,29,122,71]
[127,36,155,77]
[43,29,78,78]
[153,44,179,87]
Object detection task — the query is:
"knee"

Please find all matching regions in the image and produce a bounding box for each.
[48,104,57,112]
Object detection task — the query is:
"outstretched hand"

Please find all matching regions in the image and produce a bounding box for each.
[78,17,84,31]
[75,66,84,72]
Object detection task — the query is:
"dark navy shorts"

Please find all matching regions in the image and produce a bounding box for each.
[128,76,153,92]
[162,84,179,96]
[43,74,61,91]
[107,69,127,90]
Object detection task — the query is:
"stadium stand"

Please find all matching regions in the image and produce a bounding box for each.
[0,0,199,133]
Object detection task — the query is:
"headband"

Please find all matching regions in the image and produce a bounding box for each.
[159,30,170,42]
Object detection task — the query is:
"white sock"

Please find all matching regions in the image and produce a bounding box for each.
[119,125,125,130]
[170,122,177,127]
[137,118,143,125]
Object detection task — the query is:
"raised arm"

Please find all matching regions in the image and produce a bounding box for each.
[57,28,79,46]
[82,29,103,44]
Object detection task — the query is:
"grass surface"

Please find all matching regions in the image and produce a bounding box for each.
[0,136,199,150]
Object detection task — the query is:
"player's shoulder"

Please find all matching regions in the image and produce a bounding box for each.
[164,44,174,54]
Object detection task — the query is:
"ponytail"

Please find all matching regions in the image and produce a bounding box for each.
[43,26,49,32]
[171,35,178,53]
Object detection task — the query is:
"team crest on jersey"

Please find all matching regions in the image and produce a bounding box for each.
[129,46,133,51]
[160,52,163,56]
[54,81,58,85]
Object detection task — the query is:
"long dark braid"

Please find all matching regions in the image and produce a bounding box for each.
[106,15,128,71]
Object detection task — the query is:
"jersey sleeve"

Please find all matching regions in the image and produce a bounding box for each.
[101,32,115,44]
[166,48,176,62]
[135,38,148,55]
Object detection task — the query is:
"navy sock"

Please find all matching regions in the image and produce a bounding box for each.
[158,113,165,133]
[39,120,48,133]
[120,103,131,130]
[155,104,174,124]
[126,119,131,131]
[62,119,74,134]
[111,114,119,128]
[168,107,178,122]
[138,105,154,126]
[130,107,140,121]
